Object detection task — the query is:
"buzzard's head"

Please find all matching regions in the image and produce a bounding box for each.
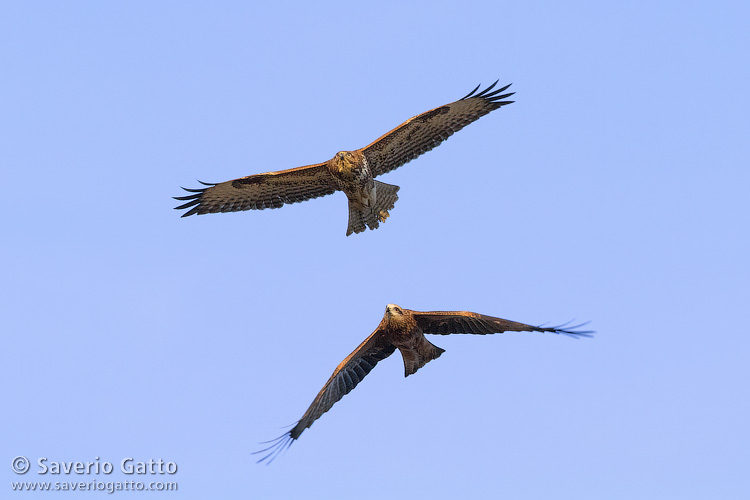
[333,151,356,173]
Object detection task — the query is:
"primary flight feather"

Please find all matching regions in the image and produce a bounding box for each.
[254,304,593,463]
[174,81,514,235]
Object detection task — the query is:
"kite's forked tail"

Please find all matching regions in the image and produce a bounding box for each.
[346,181,400,236]
[400,337,445,377]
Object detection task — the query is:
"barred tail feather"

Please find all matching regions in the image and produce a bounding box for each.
[372,181,399,223]
[346,202,368,236]
[345,181,400,236]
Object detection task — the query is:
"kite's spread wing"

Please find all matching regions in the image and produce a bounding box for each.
[411,310,594,338]
[254,331,396,463]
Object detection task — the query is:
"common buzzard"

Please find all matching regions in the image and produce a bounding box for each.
[255,304,592,463]
[174,81,514,235]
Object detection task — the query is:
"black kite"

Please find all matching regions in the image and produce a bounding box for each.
[255,304,592,463]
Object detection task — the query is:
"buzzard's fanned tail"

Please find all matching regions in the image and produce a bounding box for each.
[371,180,400,225]
[345,181,400,236]
[346,202,368,236]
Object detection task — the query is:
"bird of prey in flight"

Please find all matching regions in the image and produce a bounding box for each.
[255,304,592,463]
[174,81,514,236]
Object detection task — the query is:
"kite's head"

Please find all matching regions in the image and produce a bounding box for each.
[385,304,404,318]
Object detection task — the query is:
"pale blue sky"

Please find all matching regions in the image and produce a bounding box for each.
[2,1,749,498]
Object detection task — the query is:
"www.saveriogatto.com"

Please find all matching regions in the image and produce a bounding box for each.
[10,456,178,494]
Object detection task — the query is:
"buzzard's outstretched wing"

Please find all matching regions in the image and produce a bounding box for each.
[254,331,396,464]
[174,163,335,217]
[362,81,514,177]
[411,310,594,338]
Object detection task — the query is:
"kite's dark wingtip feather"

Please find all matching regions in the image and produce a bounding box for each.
[253,433,295,465]
[538,320,594,337]
[256,434,288,447]
[566,320,592,330]
[558,320,595,338]
[563,331,595,339]
[556,321,592,333]
[550,319,576,329]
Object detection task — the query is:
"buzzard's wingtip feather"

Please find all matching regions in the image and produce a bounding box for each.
[173,199,200,210]
[173,181,214,215]
[475,80,499,97]
[460,83,482,100]
[460,81,514,105]
[173,193,202,201]
[181,206,202,217]
[179,186,208,193]
[482,88,508,99]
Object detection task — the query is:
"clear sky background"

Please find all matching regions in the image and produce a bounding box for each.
[2,1,748,498]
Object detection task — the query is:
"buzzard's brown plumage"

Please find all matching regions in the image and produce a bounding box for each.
[254,304,593,463]
[174,81,514,235]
